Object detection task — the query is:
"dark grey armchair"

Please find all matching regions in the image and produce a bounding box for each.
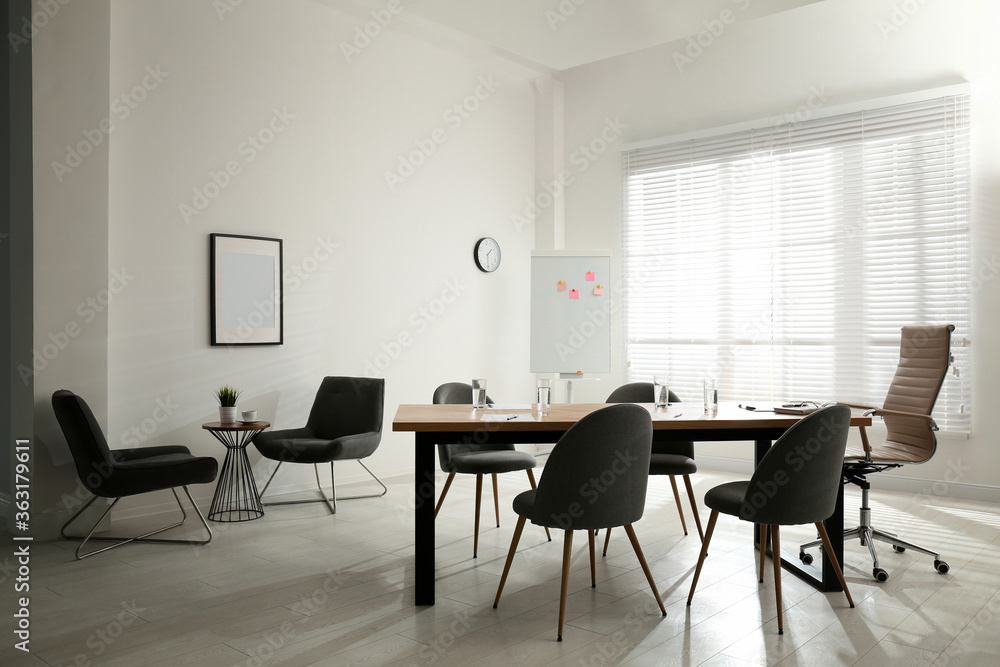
[493,403,666,641]
[52,390,218,560]
[687,405,855,634]
[253,376,385,514]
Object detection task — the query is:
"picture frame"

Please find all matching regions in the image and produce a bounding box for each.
[210,233,283,346]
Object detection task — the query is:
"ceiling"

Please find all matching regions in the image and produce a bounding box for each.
[390,0,828,71]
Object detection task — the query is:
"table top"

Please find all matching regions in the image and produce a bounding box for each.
[202,421,271,431]
[392,402,871,433]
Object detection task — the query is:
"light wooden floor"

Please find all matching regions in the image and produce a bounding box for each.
[5,467,1000,666]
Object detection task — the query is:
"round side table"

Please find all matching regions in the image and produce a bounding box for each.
[203,421,270,522]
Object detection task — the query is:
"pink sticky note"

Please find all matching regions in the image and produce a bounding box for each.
[593,285,604,296]
[569,289,579,299]
[585,271,595,281]
[557,280,567,292]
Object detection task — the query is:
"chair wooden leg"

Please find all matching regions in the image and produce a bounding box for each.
[492,473,500,528]
[493,516,526,608]
[474,474,483,558]
[687,509,719,605]
[526,469,551,541]
[434,472,455,519]
[623,524,666,616]
[588,529,597,588]
[602,526,612,557]
[558,530,574,641]
[771,525,784,635]
[669,476,688,535]
[815,522,855,609]
[759,523,767,583]
[683,475,704,542]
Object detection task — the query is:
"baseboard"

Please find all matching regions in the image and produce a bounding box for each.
[696,455,1000,504]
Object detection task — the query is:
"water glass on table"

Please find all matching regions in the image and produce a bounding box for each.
[472,378,487,409]
[704,379,718,417]
[653,375,669,409]
[536,379,552,416]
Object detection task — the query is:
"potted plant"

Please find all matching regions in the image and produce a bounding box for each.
[215,385,242,423]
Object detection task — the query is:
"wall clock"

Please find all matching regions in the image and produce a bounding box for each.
[474,237,501,273]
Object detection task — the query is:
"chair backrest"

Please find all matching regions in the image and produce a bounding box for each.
[606,382,693,459]
[305,376,385,441]
[51,390,118,497]
[531,404,653,530]
[432,382,511,471]
[738,404,851,525]
[879,325,953,462]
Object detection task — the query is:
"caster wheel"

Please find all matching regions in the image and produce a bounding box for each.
[935,560,950,574]
[873,568,889,582]
[799,552,814,565]
[892,545,906,553]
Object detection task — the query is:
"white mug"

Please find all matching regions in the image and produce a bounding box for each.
[241,410,259,422]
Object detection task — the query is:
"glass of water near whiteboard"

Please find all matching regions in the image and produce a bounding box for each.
[653,376,669,409]
[704,378,718,417]
[472,379,487,409]
[536,379,552,416]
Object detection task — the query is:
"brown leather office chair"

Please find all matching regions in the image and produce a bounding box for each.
[799,324,954,581]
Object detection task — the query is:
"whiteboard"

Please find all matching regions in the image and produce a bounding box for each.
[530,253,612,374]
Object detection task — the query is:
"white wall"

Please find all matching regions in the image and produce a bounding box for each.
[32,0,541,532]
[559,0,1000,497]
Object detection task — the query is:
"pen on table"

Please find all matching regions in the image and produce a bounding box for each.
[506,415,518,420]
[672,413,683,419]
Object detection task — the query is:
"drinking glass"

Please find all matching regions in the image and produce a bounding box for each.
[471,378,487,409]
[536,379,552,416]
[704,378,718,417]
[653,375,669,409]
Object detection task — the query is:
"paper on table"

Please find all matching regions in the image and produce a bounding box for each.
[486,403,532,409]
[480,413,535,422]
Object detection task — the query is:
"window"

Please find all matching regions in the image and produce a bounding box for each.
[622,91,971,432]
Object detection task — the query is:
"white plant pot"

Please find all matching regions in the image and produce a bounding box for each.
[219,406,238,423]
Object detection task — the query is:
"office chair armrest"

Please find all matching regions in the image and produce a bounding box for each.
[332,431,383,459]
[868,407,939,430]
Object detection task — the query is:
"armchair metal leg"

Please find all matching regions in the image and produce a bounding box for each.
[61,487,212,560]
[259,460,387,515]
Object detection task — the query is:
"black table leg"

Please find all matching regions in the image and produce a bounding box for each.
[414,435,436,605]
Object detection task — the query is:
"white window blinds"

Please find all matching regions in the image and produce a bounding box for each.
[622,93,971,432]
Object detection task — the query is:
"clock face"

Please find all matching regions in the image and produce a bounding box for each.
[474,237,501,272]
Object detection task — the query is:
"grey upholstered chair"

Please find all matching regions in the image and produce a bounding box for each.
[433,382,548,557]
[601,383,703,555]
[52,390,218,560]
[493,404,666,641]
[688,405,855,634]
[801,324,954,581]
[253,376,386,514]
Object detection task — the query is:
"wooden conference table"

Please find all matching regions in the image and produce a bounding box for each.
[392,401,871,606]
